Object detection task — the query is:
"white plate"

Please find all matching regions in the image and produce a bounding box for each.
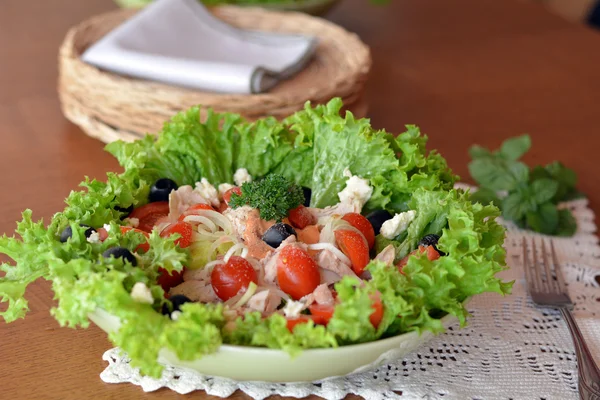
[89,308,459,382]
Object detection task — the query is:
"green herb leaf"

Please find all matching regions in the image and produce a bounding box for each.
[502,192,529,221]
[556,208,578,236]
[468,135,583,237]
[229,174,304,222]
[468,158,529,191]
[499,134,531,161]
[544,161,584,202]
[531,178,559,204]
[525,202,559,234]
[469,187,501,206]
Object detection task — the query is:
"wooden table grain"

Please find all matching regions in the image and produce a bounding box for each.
[1,0,599,398]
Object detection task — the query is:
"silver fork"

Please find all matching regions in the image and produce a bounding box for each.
[523,238,600,400]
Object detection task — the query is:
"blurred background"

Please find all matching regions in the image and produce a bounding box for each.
[535,0,600,26]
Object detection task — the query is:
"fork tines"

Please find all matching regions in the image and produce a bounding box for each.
[522,237,571,305]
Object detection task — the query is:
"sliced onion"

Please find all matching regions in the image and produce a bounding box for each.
[209,234,235,256]
[307,242,352,266]
[194,210,232,233]
[193,230,223,242]
[232,282,258,308]
[319,218,367,248]
[319,216,339,245]
[184,215,217,232]
[196,228,223,240]
[224,242,246,263]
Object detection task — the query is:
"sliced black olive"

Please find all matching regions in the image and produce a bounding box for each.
[418,234,446,256]
[161,294,191,317]
[115,204,134,219]
[149,178,178,203]
[366,210,393,236]
[262,223,297,248]
[60,224,95,243]
[302,187,312,207]
[102,247,137,266]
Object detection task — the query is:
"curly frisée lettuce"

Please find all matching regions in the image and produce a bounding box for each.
[0,98,511,378]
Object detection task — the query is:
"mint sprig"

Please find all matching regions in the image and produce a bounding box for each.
[468,135,583,236]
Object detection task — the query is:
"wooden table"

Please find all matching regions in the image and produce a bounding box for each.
[1,0,599,398]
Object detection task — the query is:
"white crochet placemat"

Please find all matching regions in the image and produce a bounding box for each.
[99,197,600,400]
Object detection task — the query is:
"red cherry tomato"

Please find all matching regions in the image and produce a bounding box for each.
[308,303,335,325]
[211,256,258,301]
[120,226,150,253]
[129,202,170,232]
[334,229,370,275]
[370,294,384,329]
[342,213,375,249]
[288,205,316,230]
[223,187,242,205]
[277,246,321,300]
[422,245,441,261]
[157,267,184,293]
[396,245,440,272]
[286,316,313,332]
[178,203,214,221]
[160,221,193,248]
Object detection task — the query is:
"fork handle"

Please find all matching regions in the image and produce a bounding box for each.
[559,308,600,399]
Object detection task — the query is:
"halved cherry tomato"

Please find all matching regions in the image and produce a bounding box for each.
[342,213,375,249]
[369,294,384,329]
[286,316,313,332]
[277,246,321,300]
[334,229,370,275]
[396,245,440,272]
[178,203,215,221]
[157,268,184,293]
[288,205,315,230]
[308,303,334,325]
[160,221,193,248]
[211,256,258,301]
[422,245,441,262]
[129,201,170,232]
[308,297,382,328]
[120,226,150,252]
[223,187,242,205]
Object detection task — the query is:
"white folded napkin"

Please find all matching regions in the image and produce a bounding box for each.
[81,0,318,94]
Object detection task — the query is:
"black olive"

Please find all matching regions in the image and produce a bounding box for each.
[418,234,446,256]
[419,234,440,247]
[366,210,393,236]
[161,294,191,317]
[102,247,137,266]
[149,178,178,203]
[60,224,95,243]
[302,187,312,207]
[262,223,297,248]
[115,204,134,219]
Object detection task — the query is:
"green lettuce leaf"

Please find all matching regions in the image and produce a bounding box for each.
[224,312,337,355]
[277,100,457,212]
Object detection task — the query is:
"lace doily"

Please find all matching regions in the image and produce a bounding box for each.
[100,197,600,400]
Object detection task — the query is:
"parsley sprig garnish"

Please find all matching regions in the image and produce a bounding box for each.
[228,174,305,222]
[468,135,583,236]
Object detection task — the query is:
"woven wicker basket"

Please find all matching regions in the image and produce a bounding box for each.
[58,6,371,143]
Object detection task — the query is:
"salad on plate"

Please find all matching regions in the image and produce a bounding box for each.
[0,99,512,377]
